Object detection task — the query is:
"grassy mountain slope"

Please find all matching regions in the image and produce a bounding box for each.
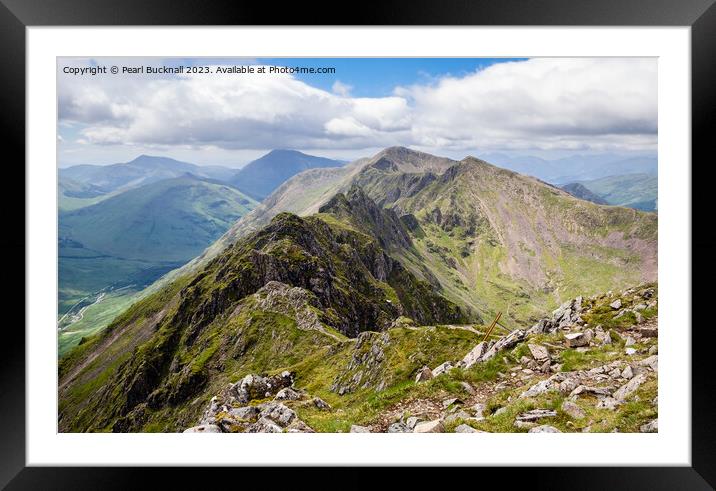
[374,158,656,325]
[58,175,258,355]
[230,149,346,200]
[59,194,465,432]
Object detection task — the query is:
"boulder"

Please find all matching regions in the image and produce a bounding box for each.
[233,371,295,403]
[258,403,296,427]
[387,422,411,433]
[312,397,331,410]
[528,344,550,362]
[406,416,422,429]
[455,424,479,433]
[520,378,556,398]
[621,365,634,379]
[249,417,283,433]
[444,410,472,425]
[528,425,561,433]
[228,406,260,422]
[432,361,455,378]
[275,387,303,401]
[460,382,476,395]
[350,425,371,433]
[414,420,444,433]
[613,373,648,401]
[600,331,613,346]
[286,420,315,433]
[625,348,637,356]
[481,330,526,361]
[442,397,462,409]
[415,366,434,383]
[640,419,658,433]
[639,355,658,371]
[596,396,620,410]
[565,332,589,348]
[610,299,622,310]
[470,403,486,419]
[561,400,586,419]
[569,385,612,398]
[516,409,557,422]
[461,342,489,368]
[183,424,221,433]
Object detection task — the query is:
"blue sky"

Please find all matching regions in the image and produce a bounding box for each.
[57,57,657,167]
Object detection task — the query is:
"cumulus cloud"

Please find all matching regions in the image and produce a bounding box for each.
[331,80,353,96]
[58,58,657,154]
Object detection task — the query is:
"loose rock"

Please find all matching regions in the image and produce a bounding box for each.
[528,425,561,433]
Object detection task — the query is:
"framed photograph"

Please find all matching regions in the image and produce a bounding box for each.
[4,0,714,487]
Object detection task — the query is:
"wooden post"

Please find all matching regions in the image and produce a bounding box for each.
[482,311,502,343]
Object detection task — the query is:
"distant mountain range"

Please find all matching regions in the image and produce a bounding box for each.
[480,152,657,185]
[230,149,346,200]
[58,146,657,433]
[60,154,235,193]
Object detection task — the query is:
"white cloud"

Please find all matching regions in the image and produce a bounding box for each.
[57,58,657,156]
[331,80,353,96]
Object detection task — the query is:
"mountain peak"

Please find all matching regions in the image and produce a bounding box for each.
[366,147,456,175]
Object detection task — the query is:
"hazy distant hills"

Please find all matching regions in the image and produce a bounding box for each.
[565,173,658,211]
[60,174,257,262]
[230,149,346,200]
[481,153,657,184]
[60,154,235,193]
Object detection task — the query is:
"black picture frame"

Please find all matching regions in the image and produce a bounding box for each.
[2,0,714,488]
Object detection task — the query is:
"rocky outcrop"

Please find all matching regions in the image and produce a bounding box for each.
[191,372,315,433]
